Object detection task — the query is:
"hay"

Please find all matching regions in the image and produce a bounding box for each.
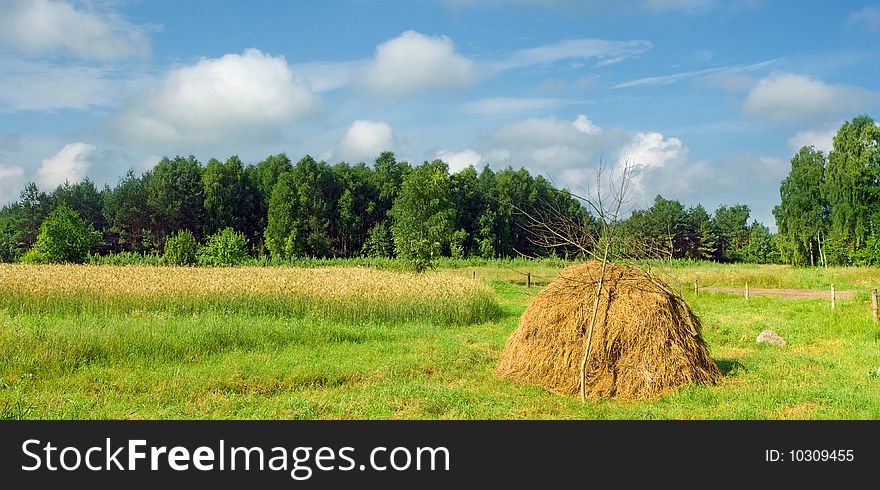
[497,260,720,400]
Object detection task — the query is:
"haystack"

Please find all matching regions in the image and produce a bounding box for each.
[497,260,720,399]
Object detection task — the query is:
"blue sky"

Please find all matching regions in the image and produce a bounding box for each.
[0,0,878,228]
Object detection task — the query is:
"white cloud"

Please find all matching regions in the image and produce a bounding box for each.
[447,0,716,13]
[619,132,688,169]
[500,38,652,69]
[337,120,395,163]
[849,6,880,31]
[359,31,482,100]
[0,58,121,112]
[787,123,839,154]
[573,114,601,134]
[291,60,367,93]
[116,49,317,145]
[0,0,150,60]
[460,97,566,116]
[0,163,26,205]
[137,154,162,172]
[36,142,95,189]
[489,114,625,172]
[437,149,483,172]
[614,59,774,89]
[743,73,876,123]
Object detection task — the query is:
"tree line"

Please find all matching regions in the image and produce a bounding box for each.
[774,115,880,266]
[0,149,775,267]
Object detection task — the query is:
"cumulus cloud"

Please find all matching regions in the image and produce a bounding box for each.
[116,49,317,145]
[36,142,95,189]
[489,114,620,170]
[0,163,26,205]
[618,132,688,169]
[359,31,482,100]
[0,0,150,60]
[787,123,840,154]
[436,149,483,172]
[743,73,876,123]
[337,120,395,163]
[291,60,367,93]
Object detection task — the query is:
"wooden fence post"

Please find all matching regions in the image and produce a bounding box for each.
[694,279,698,295]
[872,289,878,324]
[831,283,836,310]
[527,272,531,288]
[745,282,749,301]
[472,270,476,281]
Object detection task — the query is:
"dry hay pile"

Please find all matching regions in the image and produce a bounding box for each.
[497,260,720,399]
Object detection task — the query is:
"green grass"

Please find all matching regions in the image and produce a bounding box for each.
[2,261,880,419]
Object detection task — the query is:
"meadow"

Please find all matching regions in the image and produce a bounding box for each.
[1,260,879,419]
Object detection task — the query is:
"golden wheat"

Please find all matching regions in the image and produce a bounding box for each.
[0,264,501,325]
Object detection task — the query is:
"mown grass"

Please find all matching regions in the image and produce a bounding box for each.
[1,261,879,419]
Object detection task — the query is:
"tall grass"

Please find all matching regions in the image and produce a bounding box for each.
[0,264,501,325]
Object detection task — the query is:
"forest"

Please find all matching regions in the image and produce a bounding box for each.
[0,113,876,268]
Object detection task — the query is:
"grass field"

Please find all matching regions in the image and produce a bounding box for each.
[2,261,879,419]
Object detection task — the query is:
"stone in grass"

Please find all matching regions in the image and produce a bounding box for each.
[756,329,786,347]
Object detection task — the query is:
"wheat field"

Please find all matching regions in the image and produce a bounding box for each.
[0,264,501,325]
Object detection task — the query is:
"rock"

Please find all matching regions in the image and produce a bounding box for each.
[756,329,786,347]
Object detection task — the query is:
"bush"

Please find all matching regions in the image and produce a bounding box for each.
[88,251,163,266]
[198,227,249,266]
[450,229,467,259]
[25,204,99,264]
[163,229,199,265]
[19,248,48,264]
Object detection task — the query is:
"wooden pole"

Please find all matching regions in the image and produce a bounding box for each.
[694,279,698,295]
[472,270,476,281]
[745,282,749,301]
[831,283,836,310]
[872,289,878,324]
[527,272,531,288]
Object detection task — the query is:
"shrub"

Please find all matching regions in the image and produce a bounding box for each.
[198,227,249,266]
[25,204,99,264]
[19,248,48,264]
[363,222,394,258]
[450,229,467,259]
[164,229,199,265]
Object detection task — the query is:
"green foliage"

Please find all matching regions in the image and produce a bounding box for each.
[824,115,880,254]
[146,155,205,245]
[264,172,302,259]
[390,160,456,271]
[49,179,106,233]
[740,221,780,264]
[163,229,199,265]
[450,229,467,259]
[363,221,394,258]
[713,204,751,261]
[198,227,249,266]
[27,204,100,264]
[88,251,163,266]
[102,170,152,253]
[203,155,259,241]
[849,234,880,266]
[773,146,827,266]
